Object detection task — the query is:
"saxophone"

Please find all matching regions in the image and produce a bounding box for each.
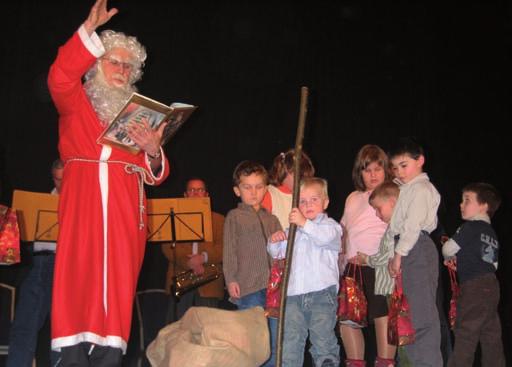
[172,263,222,298]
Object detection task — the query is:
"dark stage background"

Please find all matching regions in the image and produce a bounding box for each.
[1,0,511,365]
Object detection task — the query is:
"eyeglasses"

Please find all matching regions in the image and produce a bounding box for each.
[102,56,134,72]
[186,188,206,193]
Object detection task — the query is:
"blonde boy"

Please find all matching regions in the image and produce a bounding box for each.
[268,177,341,367]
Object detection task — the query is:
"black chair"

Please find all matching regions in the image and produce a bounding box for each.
[134,289,169,367]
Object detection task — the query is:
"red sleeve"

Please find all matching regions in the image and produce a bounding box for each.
[261,190,272,212]
[48,32,98,116]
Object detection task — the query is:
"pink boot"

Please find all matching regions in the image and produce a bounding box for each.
[374,356,395,367]
[346,359,366,367]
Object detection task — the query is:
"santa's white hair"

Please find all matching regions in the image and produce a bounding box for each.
[85,29,147,84]
[84,30,147,125]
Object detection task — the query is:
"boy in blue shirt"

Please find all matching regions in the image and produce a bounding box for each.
[442,182,505,367]
[268,177,341,367]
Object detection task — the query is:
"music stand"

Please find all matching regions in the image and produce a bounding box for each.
[146,197,212,243]
[12,190,59,242]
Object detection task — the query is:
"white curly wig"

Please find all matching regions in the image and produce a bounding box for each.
[85,29,147,84]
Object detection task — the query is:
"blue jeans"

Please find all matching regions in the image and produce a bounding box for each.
[233,289,276,367]
[7,252,57,367]
[282,285,339,367]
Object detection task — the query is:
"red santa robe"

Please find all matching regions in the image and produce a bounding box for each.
[47,26,169,353]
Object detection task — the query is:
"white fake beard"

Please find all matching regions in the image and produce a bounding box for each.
[84,67,136,126]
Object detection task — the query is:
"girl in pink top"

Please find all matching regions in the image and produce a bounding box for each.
[340,145,396,367]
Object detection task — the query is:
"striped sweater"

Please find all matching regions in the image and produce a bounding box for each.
[367,227,395,295]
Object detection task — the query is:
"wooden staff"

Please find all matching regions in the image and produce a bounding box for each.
[276,86,308,367]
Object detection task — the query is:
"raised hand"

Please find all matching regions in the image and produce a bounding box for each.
[83,0,119,35]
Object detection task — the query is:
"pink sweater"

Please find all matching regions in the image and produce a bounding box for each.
[340,190,387,260]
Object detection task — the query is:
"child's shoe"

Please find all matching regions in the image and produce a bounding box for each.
[374,356,395,367]
[345,359,366,367]
[321,359,336,367]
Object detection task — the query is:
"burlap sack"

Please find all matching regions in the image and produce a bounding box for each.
[146,306,270,367]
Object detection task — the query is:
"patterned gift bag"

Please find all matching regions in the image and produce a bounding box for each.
[388,273,415,346]
[448,266,459,330]
[265,258,286,318]
[0,206,21,265]
[338,263,368,328]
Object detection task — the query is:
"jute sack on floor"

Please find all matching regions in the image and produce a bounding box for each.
[146,306,270,367]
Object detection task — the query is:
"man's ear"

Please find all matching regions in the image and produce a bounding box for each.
[233,186,241,197]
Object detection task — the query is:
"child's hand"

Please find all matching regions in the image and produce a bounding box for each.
[444,258,457,271]
[270,230,287,243]
[355,251,369,265]
[227,282,240,299]
[289,208,306,227]
[388,253,401,278]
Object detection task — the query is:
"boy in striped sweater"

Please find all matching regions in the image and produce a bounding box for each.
[355,181,400,299]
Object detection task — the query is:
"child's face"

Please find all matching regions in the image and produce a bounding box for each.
[298,184,328,220]
[233,173,267,210]
[362,161,386,191]
[390,154,424,184]
[282,172,294,190]
[371,196,396,223]
[460,191,488,220]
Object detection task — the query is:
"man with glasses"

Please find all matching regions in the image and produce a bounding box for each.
[47,0,170,365]
[162,178,225,321]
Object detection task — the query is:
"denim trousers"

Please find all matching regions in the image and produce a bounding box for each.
[7,253,56,367]
[282,285,339,367]
[233,288,277,367]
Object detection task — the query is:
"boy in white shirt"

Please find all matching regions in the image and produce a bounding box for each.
[387,138,442,366]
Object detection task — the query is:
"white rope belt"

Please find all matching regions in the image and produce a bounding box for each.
[66,157,155,229]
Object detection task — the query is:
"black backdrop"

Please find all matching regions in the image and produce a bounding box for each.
[1,0,511,358]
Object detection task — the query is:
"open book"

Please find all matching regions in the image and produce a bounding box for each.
[96,92,197,154]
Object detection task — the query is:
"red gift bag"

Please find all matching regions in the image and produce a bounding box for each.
[265,258,286,318]
[448,267,459,330]
[388,273,415,346]
[338,263,368,328]
[0,206,21,265]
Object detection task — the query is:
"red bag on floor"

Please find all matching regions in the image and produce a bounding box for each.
[448,267,459,330]
[338,263,368,328]
[388,273,415,346]
[0,206,21,265]
[265,258,286,318]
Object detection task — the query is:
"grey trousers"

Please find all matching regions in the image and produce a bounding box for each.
[401,233,443,367]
